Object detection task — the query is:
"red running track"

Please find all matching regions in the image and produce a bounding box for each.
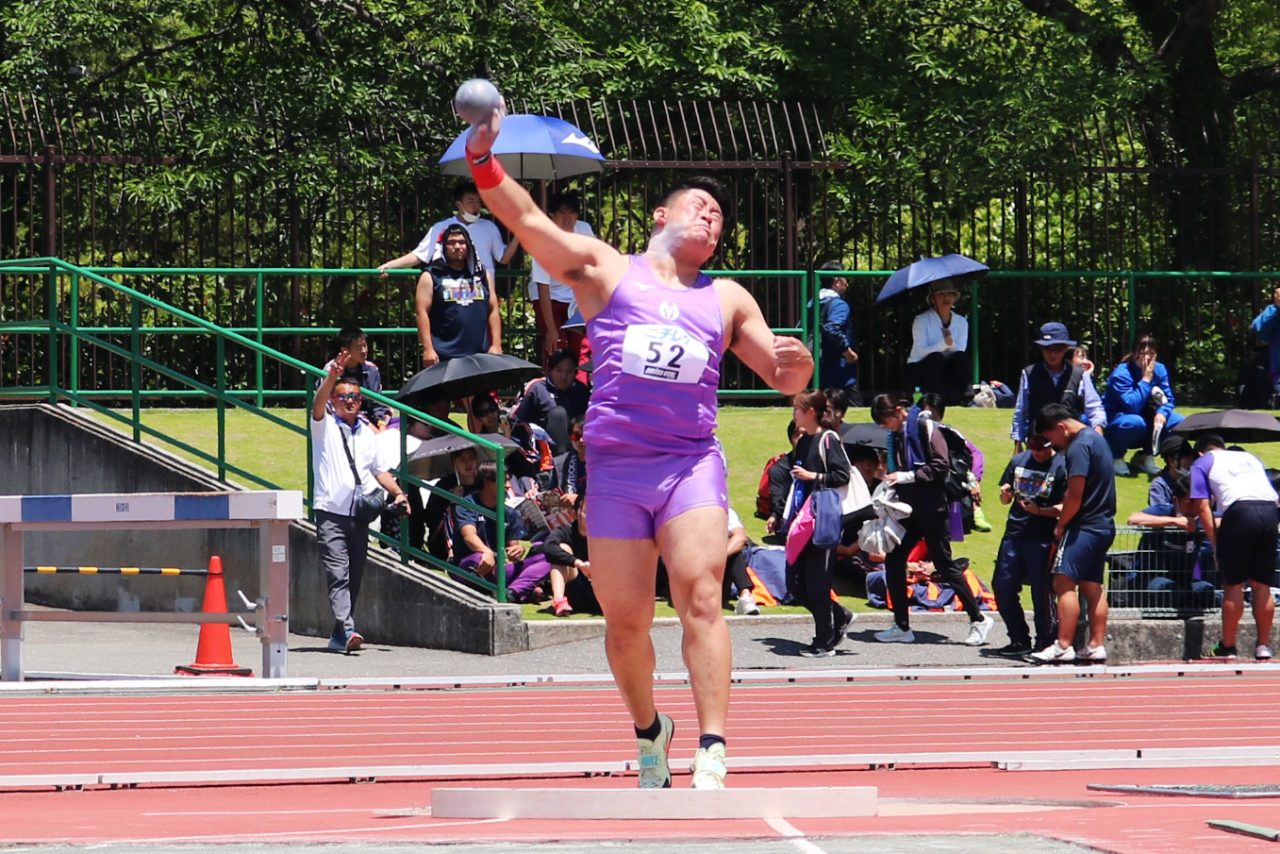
[3,672,1280,776]
[2,671,1280,852]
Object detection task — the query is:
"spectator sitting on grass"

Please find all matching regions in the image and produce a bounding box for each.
[1124,474,1217,613]
[513,348,591,456]
[834,443,886,576]
[553,418,587,503]
[452,460,551,603]
[540,493,598,617]
[418,446,480,560]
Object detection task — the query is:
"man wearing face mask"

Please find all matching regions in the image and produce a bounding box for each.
[379,180,520,294]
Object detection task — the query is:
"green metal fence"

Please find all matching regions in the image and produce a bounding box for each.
[0,257,518,602]
[0,265,813,404]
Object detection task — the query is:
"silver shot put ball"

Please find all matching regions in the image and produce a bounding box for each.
[454,78,502,124]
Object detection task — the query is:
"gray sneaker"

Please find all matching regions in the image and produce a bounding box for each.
[690,742,727,789]
[636,713,674,789]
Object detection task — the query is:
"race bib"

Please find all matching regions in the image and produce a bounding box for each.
[620,324,710,384]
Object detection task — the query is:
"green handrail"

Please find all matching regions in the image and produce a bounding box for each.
[0,257,514,601]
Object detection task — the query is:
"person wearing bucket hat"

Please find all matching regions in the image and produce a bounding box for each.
[906,278,969,406]
[1009,321,1106,454]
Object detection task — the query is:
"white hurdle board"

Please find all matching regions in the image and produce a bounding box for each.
[0,490,304,681]
[431,786,879,820]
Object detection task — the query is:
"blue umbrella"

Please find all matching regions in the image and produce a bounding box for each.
[561,308,586,332]
[875,254,989,304]
[439,114,606,180]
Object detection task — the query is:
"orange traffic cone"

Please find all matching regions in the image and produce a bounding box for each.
[176,555,253,676]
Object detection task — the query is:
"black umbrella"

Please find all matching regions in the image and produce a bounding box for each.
[396,354,542,411]
[840,422,890,451]
[1171,409,1280,444]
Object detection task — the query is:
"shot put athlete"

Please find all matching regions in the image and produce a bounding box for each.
[455,80,813,789]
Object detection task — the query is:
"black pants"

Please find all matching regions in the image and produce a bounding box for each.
[722,548,752,599]
[792,542,851,647]
[910,351,970,406]
[885,509,981,629]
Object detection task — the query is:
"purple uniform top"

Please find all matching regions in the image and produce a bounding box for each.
[585,255,724,456]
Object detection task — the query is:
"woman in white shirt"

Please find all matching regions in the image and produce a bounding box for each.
[907,278,969,406]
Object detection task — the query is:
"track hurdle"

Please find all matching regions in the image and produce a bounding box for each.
[0,491,303,681]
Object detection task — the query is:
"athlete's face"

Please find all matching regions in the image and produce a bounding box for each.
[655,189,723,262]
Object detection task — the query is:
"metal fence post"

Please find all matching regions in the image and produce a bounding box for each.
[255,271,265,409]
[130,300,142,442]
[216,335,227,482]
[1126,273,1137,350]
[45,262,58,404]
[68,270,79,403]
[495,451,507,604]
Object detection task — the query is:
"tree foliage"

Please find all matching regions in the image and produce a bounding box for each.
[1,0,1277,265]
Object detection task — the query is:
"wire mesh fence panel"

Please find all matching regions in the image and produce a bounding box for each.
[1106,524,1219,618]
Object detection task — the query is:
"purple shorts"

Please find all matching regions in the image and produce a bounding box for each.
[587,442,728,540]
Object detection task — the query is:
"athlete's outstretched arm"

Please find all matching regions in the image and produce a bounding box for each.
[464,103,626,317]
[720,280,813,396]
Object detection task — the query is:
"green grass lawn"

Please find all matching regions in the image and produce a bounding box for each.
[85,403,1280,619]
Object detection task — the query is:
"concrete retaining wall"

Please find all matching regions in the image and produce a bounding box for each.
[0,404,526,655]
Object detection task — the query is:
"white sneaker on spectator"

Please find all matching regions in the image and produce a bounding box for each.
[734,591,760,616]
[1257,644,1274,661]
[1081,644,1107,662]
[1112,458,1131,477]
[964,614,995,646]
[1030,641,1076,663]
[875,625,916,643]
[690,743,727,789]
[636,713,674,789]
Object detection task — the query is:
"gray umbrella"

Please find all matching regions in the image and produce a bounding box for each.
[402,432,521,480]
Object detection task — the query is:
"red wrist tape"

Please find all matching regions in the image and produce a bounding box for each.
[466,148,506,190]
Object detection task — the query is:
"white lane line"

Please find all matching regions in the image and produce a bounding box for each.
[765,817,829,854]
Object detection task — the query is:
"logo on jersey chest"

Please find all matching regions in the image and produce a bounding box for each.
[658,301,680,322]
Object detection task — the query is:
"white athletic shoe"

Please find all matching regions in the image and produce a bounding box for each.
[1081,644,1107,662]
[1030,642,1076,663]
[875,625,916,644]
[964,614,995,646]
[636,713,674,789]
[734,591,760,616]
[1257,644,1274,661]
[690,743,727,790]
